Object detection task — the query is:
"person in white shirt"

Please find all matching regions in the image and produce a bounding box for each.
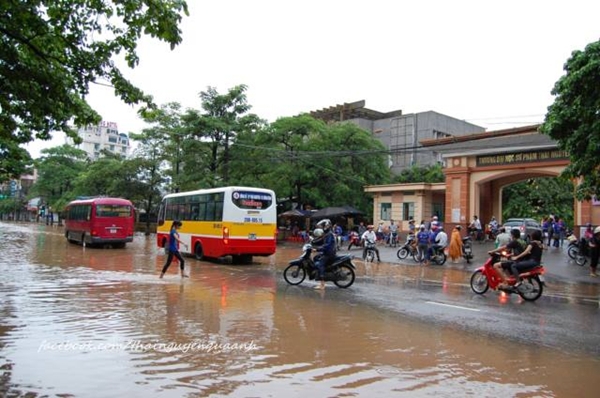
[468,215,483,240]
[361,225,381,262]
[433,227,448,252]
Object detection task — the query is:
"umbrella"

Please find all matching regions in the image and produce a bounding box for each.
[280,209,309,218]
[310,206,363,219]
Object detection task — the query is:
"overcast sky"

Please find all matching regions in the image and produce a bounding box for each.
[26,0,600,157]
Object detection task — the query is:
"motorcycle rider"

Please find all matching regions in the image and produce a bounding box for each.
[488,216,499,240]
[494,227,511,248]
[361,224,381,262]
[430,226,448,259]
[388,220,399,246]
[468,215,483,241]
[509,229,544,286]
[489,228,526,288]
[312,219,337,289]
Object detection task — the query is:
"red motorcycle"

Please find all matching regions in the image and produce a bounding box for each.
[347,231,362,250]
[470,252,545,301]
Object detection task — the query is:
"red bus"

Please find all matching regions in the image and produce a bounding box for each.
[64,197,135,248]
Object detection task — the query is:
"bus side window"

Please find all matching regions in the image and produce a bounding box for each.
[191,205,199,221]
[205,202,215,221]
[197,203,206,221]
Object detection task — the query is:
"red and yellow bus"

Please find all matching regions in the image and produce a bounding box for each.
[64,197,135,248]
[156,186,277,263]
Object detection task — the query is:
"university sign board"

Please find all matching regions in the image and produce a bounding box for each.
[476,149,569,167]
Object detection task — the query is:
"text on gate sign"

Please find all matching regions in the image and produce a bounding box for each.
[476,149,569,167]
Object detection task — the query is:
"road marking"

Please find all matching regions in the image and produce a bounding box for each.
[425,301,481,312]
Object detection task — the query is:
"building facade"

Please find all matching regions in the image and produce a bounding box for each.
[365,125,599,234]
[309,100,484,173]
[75,121,130,159]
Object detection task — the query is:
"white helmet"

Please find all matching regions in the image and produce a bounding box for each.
[316,219,332,231]
[313,228,324,237]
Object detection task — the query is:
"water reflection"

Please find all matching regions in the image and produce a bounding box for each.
[0,222,599,397]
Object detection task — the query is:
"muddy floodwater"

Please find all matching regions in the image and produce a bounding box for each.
[1,222,599,397]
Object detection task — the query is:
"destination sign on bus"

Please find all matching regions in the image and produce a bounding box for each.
[232,191,272,210]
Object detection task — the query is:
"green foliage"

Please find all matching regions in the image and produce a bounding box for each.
[138,102,187,192]
[31,144,89,208]
[179,85,263,189]
[393,164,445,183]
[541,39,600,200]
[230,116,391,213]
[1,141,33,182]
[0,0,189,176]
[502,177,574,226]
[72,154,139,199]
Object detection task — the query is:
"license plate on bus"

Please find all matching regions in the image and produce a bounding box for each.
[109,228,117,234]
[248,233,256,240]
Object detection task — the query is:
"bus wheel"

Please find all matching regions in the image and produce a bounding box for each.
[66,231,76,244]
[194,242,204,260]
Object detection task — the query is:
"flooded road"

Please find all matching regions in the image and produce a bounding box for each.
[1,222,599,397]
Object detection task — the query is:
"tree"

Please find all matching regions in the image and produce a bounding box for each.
[0,0,189,182]
[541,39,600,200]
[230,116,391,212]
[393,164,444,184]
[71,152,137,198]
[129,124,172,234]
[182,85,263,187]
[30,144,88,208]
[138,102,186,192]
[502,177,574,226]
[1,141,32,181]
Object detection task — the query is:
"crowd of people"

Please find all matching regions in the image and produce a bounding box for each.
[289,212,599,278]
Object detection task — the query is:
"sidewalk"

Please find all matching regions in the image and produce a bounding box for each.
[367,240,600,287]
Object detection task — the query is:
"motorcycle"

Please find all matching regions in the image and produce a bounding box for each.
[387,231,399,248]
[347,231,362,250]
[363,239,378,262]
[283,242,357,288]
[429,246,447,265]
[396,234,417,260]
[470,252,545,301]
[462,236,473,263]
[566,234,587,266]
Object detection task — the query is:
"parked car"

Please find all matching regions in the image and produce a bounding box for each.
[502,218,543,242]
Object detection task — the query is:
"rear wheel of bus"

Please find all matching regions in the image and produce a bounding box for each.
[194,242,204,260]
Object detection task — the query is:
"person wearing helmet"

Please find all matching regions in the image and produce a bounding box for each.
[430,226,448,259]
[360,224,381,262]
[312,219,336,289]
[588,226,600,277]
